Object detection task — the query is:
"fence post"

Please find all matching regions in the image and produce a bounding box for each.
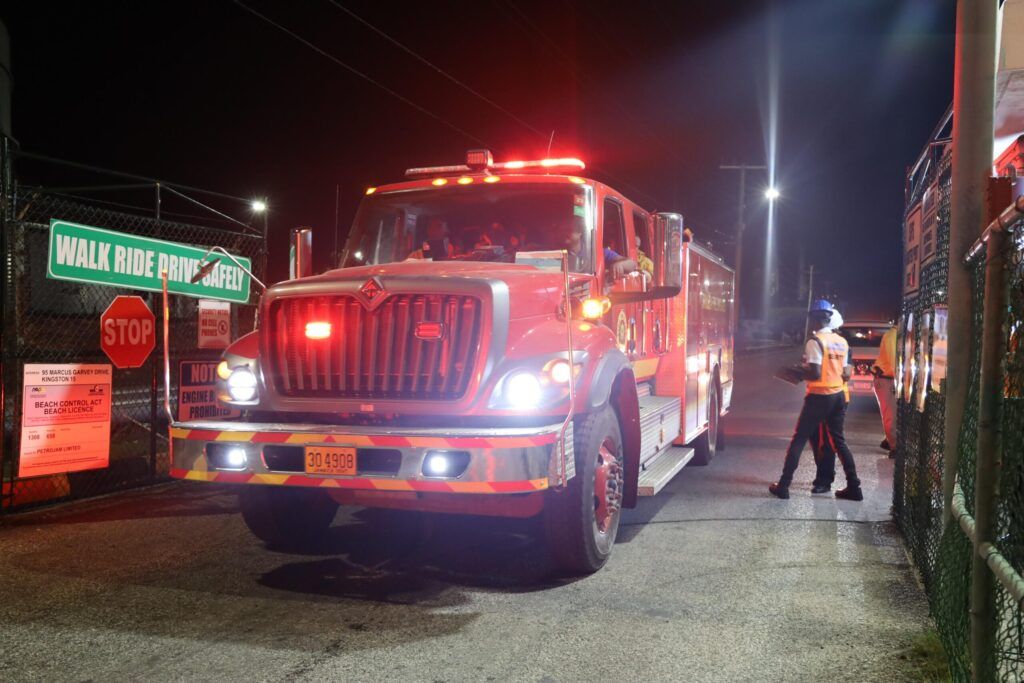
[943,0,997,529]
[972,222,1008,681]
[150,183,161,476]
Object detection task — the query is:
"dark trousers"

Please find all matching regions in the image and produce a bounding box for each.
[780,392,860,489]
[810,420,859,488]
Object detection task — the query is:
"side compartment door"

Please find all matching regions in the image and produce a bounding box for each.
[684,247,703,437]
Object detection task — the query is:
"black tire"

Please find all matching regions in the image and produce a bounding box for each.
[239,486,339,550]
[543,404,624,575]
[690,382,720,466]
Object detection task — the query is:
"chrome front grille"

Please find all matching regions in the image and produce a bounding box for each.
[266,293,482,400]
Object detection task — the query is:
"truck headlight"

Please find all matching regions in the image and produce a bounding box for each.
[226,367,258,402]
[504,371,542,409]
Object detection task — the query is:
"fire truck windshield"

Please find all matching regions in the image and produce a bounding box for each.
[343,184,595,271]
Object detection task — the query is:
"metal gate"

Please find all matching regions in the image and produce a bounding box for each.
[1,181,265,511]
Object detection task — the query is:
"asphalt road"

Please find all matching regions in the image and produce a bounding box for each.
[0,348,932,682]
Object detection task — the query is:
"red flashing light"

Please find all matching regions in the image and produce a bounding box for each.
[405,151,586,178]
[414,321,445,340]
[305,321,332,340]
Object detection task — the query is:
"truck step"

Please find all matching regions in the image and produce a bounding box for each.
[637,446,694,496]
[638,395,682,466]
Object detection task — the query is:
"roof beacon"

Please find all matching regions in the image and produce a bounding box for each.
[404,150,586,178]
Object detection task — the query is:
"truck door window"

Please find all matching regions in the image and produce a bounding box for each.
[603,198,626,260]
[633,211,651,256]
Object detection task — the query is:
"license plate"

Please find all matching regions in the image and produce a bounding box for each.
[304,446,357,475]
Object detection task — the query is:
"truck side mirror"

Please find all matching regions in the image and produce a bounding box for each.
[290,227,313,279]
[609,212,684,304]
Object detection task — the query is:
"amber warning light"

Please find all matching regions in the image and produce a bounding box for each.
[305,321,332,339]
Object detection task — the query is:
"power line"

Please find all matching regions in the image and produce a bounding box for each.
[325,0,549,141]
[236,1,668,208]
[326,0,665,206]
[234,0,488,148]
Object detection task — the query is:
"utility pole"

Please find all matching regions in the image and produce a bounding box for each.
[944,1,998,678]
[720,163,766,326]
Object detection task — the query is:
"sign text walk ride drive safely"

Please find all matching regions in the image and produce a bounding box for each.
[46,219,252,303]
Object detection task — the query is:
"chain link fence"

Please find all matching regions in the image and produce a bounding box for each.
[896,127,1024,678]
[1,188,264,511]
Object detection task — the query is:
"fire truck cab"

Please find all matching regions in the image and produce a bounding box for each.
[169,150,734,574]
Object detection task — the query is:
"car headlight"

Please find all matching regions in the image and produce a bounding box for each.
[226,367,258,402]
[504,371,542,409]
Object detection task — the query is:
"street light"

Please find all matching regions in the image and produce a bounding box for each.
[764,187,780,201]
[251,199,267,213]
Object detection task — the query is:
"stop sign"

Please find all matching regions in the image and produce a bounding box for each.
[100,296,156,369]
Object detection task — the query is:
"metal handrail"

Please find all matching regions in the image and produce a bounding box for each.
[964,193,1024,264]
[951,479,1024,608]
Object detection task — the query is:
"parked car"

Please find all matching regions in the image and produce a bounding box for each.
[838,320,893,396]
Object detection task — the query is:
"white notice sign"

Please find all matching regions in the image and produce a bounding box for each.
[19,364,112,477]
[198,299,231,349]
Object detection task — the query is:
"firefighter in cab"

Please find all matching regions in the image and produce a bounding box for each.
[769,299,862,501]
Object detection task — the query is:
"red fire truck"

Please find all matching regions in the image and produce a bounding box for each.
[168,150,735,573]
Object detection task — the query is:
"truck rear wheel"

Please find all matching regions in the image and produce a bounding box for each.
[690,382,719,466]
[239,486,339,550]
[543,404,624,575]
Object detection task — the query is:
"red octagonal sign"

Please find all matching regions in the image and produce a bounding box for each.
[100,296,156,369]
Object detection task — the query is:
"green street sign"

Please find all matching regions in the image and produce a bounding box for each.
[47,220,252,304]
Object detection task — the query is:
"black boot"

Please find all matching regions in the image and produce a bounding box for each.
[836,486,863,501]
[769,482,790,499]
[811,484,831,495]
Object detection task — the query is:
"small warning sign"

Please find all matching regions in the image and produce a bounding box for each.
[198,299,231,349]
[178,360,240,422]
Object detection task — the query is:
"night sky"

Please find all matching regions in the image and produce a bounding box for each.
[2,1,955,318]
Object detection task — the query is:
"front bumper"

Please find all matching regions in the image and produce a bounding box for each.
[169,419,573,495]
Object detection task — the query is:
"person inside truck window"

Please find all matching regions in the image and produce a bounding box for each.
[635,234,654,282]
[407,217,455,260]
[564,219,636,277]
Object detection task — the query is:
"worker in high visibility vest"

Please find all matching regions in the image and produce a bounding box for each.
[770,299,862,501]
[872,326,898,456]
[809,307,858,493]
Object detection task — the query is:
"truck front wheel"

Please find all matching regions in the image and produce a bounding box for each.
[238,486,339,550]
[543,405,624,574]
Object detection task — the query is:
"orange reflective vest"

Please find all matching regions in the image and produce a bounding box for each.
[806,330,848,396]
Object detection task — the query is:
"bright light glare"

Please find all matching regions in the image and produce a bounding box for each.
[549,360,572,384]
[251,199,267,212]
[216,360,231,380]
[483,175,501,183]
[425,453,450,476]
[506,372,542,408]
[764,187,780,201]
[227,367,257,401]
[305,321,332,340]
[432,178,448,186]
[225,448,247,468]
[457,176,473,185]
[580,297,609,320]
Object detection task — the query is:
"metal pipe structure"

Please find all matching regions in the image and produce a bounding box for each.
[161,271,173,423]
[952,480,1024,612]
[971,212,1008,682]
[943,0,997,535]
[559,248,575,489]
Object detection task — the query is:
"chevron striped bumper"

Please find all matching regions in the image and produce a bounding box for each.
[168,420,569,494]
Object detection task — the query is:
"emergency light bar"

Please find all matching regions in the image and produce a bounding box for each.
[405,149,586,178]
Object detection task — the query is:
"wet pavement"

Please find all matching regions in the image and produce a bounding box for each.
[0,348,932,682]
